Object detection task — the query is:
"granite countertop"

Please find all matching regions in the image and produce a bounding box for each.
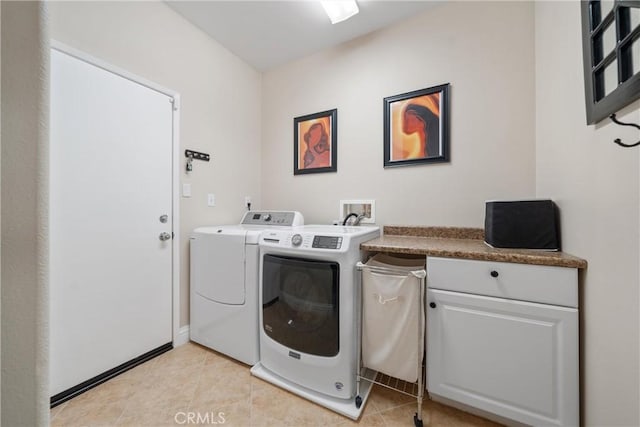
[361,226,587,269]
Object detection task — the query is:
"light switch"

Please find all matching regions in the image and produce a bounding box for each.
[207,193,216,207]
[182,184,191,198]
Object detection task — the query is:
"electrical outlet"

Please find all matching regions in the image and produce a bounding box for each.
[245,196,251,206]
[207,193,216,207]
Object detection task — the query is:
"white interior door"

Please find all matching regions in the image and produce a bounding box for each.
[50,48,174,396]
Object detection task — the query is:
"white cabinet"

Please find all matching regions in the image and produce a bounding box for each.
[426,257,579,426]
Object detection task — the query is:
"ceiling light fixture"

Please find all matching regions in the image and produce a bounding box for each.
[320,1,359,25]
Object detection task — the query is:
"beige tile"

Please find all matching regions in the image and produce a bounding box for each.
[367,385,416,413]
[250,379,337,426]
[379,401,430,427]
[251,379,363,426]
[115,405,189,426]
[122,379,195,415]
[49,402,67,422]
[250,380,302,426]
[190,357,252,409]
[75,378,137,406]
[117,377,196,426]
[309,403,355,427]
[50,344,500,427]
[426,399,503,427]
[149,363,202,383]
[191,377,251,410]
[199,356,252,383]
[189,399,250,427]
[203,347,252,369]
[51,397,126,427]
[152,342,208,370]
[357,390,381,418]
[250,375,278,392]
[337,413,386,426]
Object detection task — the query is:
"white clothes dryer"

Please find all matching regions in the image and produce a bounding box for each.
[190,211,303,365]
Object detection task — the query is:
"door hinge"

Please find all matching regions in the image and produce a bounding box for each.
[169,98,179,111]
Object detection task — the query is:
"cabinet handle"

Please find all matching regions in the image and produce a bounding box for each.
[490,270,499,278]
[429,302,437,309]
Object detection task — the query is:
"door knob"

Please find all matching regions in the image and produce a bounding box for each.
[159,232,172,241]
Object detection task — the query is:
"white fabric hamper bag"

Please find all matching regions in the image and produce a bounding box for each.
[361,254,425,383]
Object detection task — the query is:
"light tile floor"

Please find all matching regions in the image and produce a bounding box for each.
[50,342,502,426]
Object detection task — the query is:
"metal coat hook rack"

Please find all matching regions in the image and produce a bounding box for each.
[609,114,640,148]
[185,149,210,173]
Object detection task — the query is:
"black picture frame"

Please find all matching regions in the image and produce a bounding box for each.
[293,109,338,175]
[383,84,450,168]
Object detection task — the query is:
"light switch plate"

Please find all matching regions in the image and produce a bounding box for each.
[207,193,216,207]
[182,183,191,198]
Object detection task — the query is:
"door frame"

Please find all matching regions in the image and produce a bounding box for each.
[51,40,182,346]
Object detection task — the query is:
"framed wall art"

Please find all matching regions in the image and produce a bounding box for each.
[383,83,450,167]
[293,109,337,175]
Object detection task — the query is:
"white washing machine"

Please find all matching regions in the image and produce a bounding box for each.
[251,225,380,418]
[190,211,303,365]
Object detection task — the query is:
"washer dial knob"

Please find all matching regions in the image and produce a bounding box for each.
[291,234,303,246]
[263,214,272,222]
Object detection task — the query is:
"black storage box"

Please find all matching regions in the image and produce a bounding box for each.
[484,200,559,251]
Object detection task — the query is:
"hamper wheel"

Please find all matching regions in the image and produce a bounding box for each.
[413,413,423,427]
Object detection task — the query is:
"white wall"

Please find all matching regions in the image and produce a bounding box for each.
[39,2,640,425]
[1,1,50,426]
[1,3,3,420]
[1,2,3,421]
[535,2,639,425]
[261,1,536,226]
[49,1,263,326]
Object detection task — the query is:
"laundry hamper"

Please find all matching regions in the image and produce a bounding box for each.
[355,253,426,427]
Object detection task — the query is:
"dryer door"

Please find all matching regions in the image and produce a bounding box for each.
[192,230,246,305]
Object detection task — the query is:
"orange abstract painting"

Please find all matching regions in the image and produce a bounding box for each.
[390,93,440,161]
[294,109,337,175]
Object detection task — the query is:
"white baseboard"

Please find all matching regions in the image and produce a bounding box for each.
[173,325,190,347]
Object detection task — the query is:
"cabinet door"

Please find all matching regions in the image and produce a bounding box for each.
[427,289,578,426]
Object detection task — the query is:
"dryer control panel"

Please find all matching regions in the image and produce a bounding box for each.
[240,211,304,226]
[312,235,343,249]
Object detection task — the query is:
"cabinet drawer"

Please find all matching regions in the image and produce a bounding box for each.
[427,257,578,307]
